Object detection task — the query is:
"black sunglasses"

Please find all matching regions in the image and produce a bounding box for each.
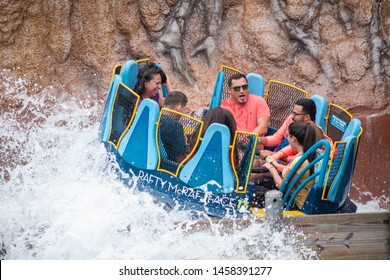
[292,112,307,116]
[231,84,249,92]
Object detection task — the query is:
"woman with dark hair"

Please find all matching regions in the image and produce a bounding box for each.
[133,63,171,108]
[201,107,237,142]
[252,121,317,210]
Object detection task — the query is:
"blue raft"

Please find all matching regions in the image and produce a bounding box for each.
[99,59,363,218]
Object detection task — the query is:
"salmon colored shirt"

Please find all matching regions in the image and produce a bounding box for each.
[221,94,270,132]
[221,95,270,149]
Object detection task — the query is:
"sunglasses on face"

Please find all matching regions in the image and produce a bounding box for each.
[292,112,307,117]
[231,84,249,92]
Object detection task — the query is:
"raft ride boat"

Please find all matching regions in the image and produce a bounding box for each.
[98,59,363,219]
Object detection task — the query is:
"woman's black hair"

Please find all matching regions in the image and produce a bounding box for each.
[201,107,237,143]
[288,121,317,163]
[133,62,166,96]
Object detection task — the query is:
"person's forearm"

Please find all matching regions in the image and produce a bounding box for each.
[268,166,283,187]
[258,136,268,145]
[253,125,268,136]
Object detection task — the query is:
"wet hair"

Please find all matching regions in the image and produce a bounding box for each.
[227,73,248,87]
[295,98,317,121]
[201,107,237,142]
[288,121,317,163]
[133,62,166,96]
[164,91,188,109]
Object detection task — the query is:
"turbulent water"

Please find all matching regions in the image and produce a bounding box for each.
[0,73,386,260]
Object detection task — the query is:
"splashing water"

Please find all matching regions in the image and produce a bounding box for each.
[0,73,385,260]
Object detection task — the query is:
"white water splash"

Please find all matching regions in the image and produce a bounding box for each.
[0,73,386,260]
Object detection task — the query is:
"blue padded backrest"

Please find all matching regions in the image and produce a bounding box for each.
[246,73,265,97]
[327,135,357,204]
[311,94,328,131]
[99,74,122,142]
[341,118,361,140]
[209,71,225,109]
[120,60,138,89]
[117,99,160,170]
[179,123,235,194]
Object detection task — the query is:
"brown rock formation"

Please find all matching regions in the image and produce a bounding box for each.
[1,0,389,202]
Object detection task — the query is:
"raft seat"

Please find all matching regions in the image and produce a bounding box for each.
[119,60,139,89]
[117,99,160,170]
[99,74,140,147]
[99,74,122,143]
[323,118,361,205]
[178,123,236,194]
[324,136,357,204]
[301,119,361,214]
[246,73,265,97]
[310,94,328,132]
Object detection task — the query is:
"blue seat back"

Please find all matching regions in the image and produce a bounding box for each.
[209,70,225,109]
[310,94,328,131]
[179,123,235,194]
[99,75,140,147]
[321,118,361,204]
[325,103,353,141]
[120,60,139,89]
[341,118,361,140]
[246,73,265,97]
[117,99,160,170]
[99,74,122,142]
[324,135,357,204]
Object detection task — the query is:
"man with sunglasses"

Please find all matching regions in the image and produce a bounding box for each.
[258,98,333,165]
[221,73,270,149]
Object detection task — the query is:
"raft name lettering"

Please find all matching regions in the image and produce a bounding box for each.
[137,170,237,208]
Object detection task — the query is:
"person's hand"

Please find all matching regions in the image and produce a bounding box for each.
[260,150,274,159]
[263,162,275,171]
[265,155,277,165]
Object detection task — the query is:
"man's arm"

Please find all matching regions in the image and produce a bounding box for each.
[252,116,269,136]
[272,145,294,161]
[258,115,293,146]
[253,96,270,136]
